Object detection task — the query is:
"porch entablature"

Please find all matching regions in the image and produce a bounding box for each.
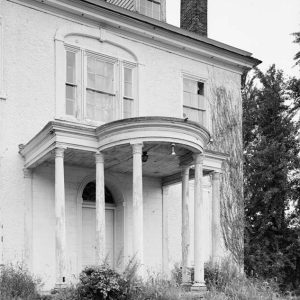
[19,118,227,182]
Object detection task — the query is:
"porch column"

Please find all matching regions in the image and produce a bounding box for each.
[212,172,222,263]
[191,153,206,291]
[162,185,169,276]
[55,147,66,286]
[23,168,33,272]
[131,143,144,270]
[95,152,105,265]
[181,166,191,286]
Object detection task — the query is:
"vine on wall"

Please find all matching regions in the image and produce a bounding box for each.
[207,80,244,267]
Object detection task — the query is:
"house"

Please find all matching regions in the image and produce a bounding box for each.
[0,0,260,292]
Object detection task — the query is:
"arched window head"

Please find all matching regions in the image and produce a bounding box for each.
[82,181,114,204]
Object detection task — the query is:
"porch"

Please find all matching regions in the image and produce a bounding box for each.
[19,117,226,291]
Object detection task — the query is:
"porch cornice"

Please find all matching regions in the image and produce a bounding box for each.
[19,120,98,168]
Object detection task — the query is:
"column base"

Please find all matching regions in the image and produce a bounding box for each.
[54,282,67,290]
[191,282,207,292]
[181,282,192,291]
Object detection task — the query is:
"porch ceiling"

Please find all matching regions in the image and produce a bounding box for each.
[41,142,194,178]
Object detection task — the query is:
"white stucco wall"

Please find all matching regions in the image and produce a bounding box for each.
[0,0,242,289]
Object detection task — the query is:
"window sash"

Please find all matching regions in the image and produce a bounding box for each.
[65,50,78,117]
[65,45,136,123]
[183,77,206,124]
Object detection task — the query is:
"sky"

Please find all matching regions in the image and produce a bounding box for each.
[166,0,300,77]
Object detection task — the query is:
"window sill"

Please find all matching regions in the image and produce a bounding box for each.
[55,115,107,127]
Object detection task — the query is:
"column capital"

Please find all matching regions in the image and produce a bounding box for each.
[54,147,65,158]
[95,152,104,164]
[131,143,143,155]
[193,153,204,165]
[23,168,33,179]
[181,165,190,176]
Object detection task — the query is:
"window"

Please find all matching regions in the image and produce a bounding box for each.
[65,46,136,123]
[140,0,161,20]
[183,77,206,125]
[82,182,114,204]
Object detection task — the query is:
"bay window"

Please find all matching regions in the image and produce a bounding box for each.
[65,46,136,123]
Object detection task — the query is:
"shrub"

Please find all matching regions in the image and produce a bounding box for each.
[77,264,127,300]
[204,259,240,291]
[49,286,79,300]
[0,263,41,299]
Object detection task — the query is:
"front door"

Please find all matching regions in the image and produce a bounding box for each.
[81,181,116,268]
[82,207,115,267]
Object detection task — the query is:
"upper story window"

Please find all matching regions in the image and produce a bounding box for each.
[140,0,161,20]
[183,77,206,125]
[64,44,136,124]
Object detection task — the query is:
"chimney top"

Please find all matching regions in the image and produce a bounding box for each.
[180,0,207,36]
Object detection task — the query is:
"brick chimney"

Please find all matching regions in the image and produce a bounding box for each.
[180,0,207,36]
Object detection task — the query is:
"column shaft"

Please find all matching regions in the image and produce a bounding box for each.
[132,143,144,268]
[162,185,169,276]
[95,152,105,265]
[192,153,206,291]
[212,172,221,263]
[181,166,191,284]
[55,147,66,285]
[24,168,33,271]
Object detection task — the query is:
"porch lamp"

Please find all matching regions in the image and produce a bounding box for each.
[171,143,176,156]
[142,151,149,163]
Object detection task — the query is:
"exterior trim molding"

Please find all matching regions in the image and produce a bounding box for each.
[19,118,211,169]
[96,117,211,153]
[13,0,260,70]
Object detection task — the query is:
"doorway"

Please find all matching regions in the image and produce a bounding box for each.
[81,182,115,267]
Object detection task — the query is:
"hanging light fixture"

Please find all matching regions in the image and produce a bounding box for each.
[171,143,176,156]
[142,151,149,163]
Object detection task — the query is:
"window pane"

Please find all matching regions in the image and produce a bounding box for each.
[87,57,114,93]
[66,85,76,116]
[198,82,204,96]
[124,68,132,83]
[87,57,95,73]
[123,99,133,118]
[66,99,75,115]
[66,51,76,83]
[86,89,115,122]
[87,73,95,89]
[153,3,160,19]
[124,83,133,98]
[183,107,204,124]
[66,85,75,99]
[124,68,133,98]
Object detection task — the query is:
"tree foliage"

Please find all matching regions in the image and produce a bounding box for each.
[292,32,300,67]
[243,65,300,290]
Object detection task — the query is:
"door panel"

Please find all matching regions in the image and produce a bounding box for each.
[82,207,114,267]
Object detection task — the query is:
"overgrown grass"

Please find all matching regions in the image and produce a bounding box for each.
[1,259,297,300]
